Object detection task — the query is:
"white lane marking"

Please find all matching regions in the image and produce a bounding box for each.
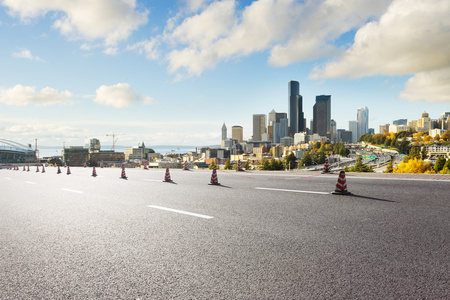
[61,188,84,194]
[24,181,37,185]
[143,179,163,182]
[255,187,329,195]
[147,205,214,219]
[5,177,12,180]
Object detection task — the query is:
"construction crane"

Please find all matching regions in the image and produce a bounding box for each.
[106,133,124,152]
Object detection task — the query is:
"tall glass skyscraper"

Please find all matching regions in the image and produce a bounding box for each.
[313,95,331,137]
[357,107,369,140]
[288,80,305,136]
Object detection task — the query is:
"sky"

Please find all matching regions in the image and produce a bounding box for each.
[1,0,449,149]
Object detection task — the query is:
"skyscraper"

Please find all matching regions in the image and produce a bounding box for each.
[288,80,305,136]
[312,95,331,137]
[221,123,227,141]
[253,114,266,141]
[357,107,369,140]
[349,120,358,143]
[231,126,243,143]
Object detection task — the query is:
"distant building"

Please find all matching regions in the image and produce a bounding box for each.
[273,118,288,144]
[393,119,407,126]
[368,128,375,135]
[340,131,353,143]
[379,124,390,134]
[280,136,294,147]
[89,138,101,152]
[357,107,369,140]
[294,132,307,145]
[288,80,305,136]
[349,121,358,143]
[231,126,244,143]
[124,142,155,161]
[222,123,227,141]
[253,114,266,141]
[436,113,450,130]
[330,119,337,143]
[313,95,331,138]
[63,146,89,166]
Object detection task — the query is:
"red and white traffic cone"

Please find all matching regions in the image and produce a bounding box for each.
[27,165,30,172]
[163,168,172,182]
[23,166,26,171]
[183,161,189,171]
[84,162,87,168]
[120,167,127,179]
[208,168,220,185]
[92,167,97,177]
[144,162,148,170]
[332,171,351,195]
[236,160,244,171]
[36,165,39,172]
[67,166,71,175]
[57,166,61,174]
[322,160,331,174]
[42,165,45,173]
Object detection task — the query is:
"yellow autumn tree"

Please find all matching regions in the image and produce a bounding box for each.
[393,158,434,173]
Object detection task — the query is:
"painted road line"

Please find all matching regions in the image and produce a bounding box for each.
[147,205,214,219]
[61,188,84,194]
[24,181,37,185]
[255,187,329,195]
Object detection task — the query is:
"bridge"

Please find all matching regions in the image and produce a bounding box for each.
[0,138,36,163]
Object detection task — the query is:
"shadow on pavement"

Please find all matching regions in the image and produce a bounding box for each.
[348,194,396,203]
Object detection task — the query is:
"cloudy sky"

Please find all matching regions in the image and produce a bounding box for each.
[1,0,449,148]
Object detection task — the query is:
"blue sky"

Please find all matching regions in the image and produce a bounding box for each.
[1,0,449,148]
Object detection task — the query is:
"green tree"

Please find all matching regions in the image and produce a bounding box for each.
[408,147,421,161]
[317,151,326,164]
[386,160,394,173]
[421,147,428,160]
[244,159,251,170]
[224,158,232,170]
[208,159,218,170]
[434,156,446,173]
[299,151,312,167]
[285,152,297,169]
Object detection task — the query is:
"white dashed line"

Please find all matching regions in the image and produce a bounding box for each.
[148,205,214,219]
[61,188,84,194]
[255,187,329,195]
[24,181,37,185]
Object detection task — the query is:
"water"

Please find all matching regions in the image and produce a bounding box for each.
[37,145,201,158]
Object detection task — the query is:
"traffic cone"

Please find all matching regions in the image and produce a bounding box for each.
[67,166,71,175]
[27,165,30,172]
[36,165,39,172]
[144,162,148,170]
[23,166,26,171]
[42,165,45,173]
[208,168,220,185]
[101,162,104,168]
[163,168,172,182]
[57,166,61,174]
[120,167,127,179]
[236,160,244,171]
[84,162,87,168]
[332,171,351,195]
[92,167,97,177]
[322,160,331,174]
[183,161,189,171]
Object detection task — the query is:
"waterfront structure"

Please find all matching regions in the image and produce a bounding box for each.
[288,80,305,136]
[357,107,369,140]
[231,126,243,143]
[349,121,358,143]
[253,114,266,141]
[313,95,331,137]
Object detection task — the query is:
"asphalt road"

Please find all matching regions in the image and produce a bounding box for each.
[1,167,449,299]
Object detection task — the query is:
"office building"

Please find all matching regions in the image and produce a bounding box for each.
[253,114,266,141]
[231,126,243,143]
[273,118,288,144]
[313,95,331,137]
[288,80,305,136]
[357,107,369,140]
[349,120,358,143]
[222,123,227,141]
[330,119,337,143]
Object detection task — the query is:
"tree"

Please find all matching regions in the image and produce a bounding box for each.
[224,158,232,170]
[393,158,433,173]
[285,152,297,170]
[299,151,312,167]
[386,160,393,173]
[260,158,270,170]
[348,155,373,172]
[317,151,326,164]
[244,159,251,170]
[441,131,450,142]
[421,147,428,160]
[208,159,218,170]
[434,156,446,173]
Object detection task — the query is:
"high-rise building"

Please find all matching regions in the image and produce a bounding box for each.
[221,123,227,141]
[313,95,331,137]
[231,126,243,143]
[273,118,288,144]
[357,107,369,140]
[330,119,337,143]
[288,80,305,136]
[253,114,266,141]
[349,120,358,143]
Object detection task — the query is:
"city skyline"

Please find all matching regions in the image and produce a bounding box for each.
[1,0,449,147]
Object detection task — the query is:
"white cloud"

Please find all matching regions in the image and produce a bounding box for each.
[127,38,160,60]
[163,0,391,77]
[12,48,43,61]
[93,83,155,108]
[2,0,148,47]
[0,85,73,106]
[399,68,450,103]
